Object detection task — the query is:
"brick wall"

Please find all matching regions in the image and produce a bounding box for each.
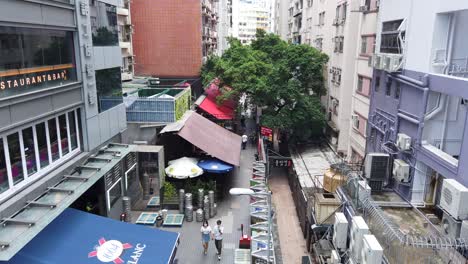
[131,0,202,77]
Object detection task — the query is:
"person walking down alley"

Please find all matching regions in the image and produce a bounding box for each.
[200,220,212,255]
[242,134,248,150]
[212,220,224,261]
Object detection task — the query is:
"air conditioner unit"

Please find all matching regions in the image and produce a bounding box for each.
[439,179,468,220]
[442,210,462,239]
[382,54,403,72]
[351,115,359,130]
[349,216,370,263]
[361,234,383,264]
[460,220,468,240]
[332,212,349,250]
[333,18,339,25]
[359,5,369,12]
[364,153,389,180]
[392,159,410,183]
[330,250,340,264]
[372,54,383,69]
[396,133,411,150]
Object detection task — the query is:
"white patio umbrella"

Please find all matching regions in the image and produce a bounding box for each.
[165,157,204,179]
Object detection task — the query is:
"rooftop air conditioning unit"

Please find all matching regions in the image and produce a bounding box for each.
[349,216,370,263]
[351,115,360,130]
[392,159,410,183]
[359,5,369,12]
[396,133,411,150]
[440,179,468,220]
[332,212,349,250]
[361,234,383,264]
[442,210,462,239]
[364,153,389,180]
[330,250,340,264]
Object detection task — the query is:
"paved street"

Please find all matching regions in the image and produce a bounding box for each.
[270,167,308,264]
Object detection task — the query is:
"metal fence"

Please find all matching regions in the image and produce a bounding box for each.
[342,175,468,264]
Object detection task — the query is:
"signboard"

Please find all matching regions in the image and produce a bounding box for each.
[272,158,292,168]
[260,126,273,142]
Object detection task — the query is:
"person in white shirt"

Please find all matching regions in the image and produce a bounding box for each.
[242,134,248,149]
[212,220,224,260]
[200,220,212,255]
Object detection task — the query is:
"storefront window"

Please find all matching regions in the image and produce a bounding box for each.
[0,26,77,99]
[22,127,37,176]
[7,133,24,185]
[68,111,78,150]
[108,179,122,210]
[0,139,7,194]
[36,123,50,168]
[59,114,69,156]
[96,67,123,112]
[48,118,60,161]
[90,0,118,46]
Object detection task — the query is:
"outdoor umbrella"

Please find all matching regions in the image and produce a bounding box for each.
[197,158,234,174]
[165,157,204,179]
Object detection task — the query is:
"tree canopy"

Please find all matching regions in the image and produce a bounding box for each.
[201,29,329,141]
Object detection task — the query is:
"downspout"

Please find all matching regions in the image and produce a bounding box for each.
[440,96,450,151]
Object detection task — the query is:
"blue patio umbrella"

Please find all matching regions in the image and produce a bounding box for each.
[197,159,234,173]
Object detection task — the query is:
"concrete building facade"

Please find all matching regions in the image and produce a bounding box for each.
[117,0,134,81]
[232,0,272,45]
[0,0,126,260]
[273,0,289,40]
[367,0,468,204]
[131,0,218,78]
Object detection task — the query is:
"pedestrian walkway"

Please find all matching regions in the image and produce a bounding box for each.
[269,167,308,264]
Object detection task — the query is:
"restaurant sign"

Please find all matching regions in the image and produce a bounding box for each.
[0,64,74,93]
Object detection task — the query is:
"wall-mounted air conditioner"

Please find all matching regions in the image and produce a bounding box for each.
[349,216,370,263]
[359,5,369,12]
[392,159,410,183]
[460,220,468,240]
[332,212,348,250]
[364,153,389,180]
[352,114,359,130]
[396,133,411,150]
[442,210,462,239]
[361,234,383,264]
[372,54,383,70]
[330,250,340,264]
[382,54,403,72]
[440,179,468,220]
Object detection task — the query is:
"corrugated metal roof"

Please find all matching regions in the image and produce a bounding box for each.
[160,110,194,134]
[290,145,333,189]
[0,143,135,261]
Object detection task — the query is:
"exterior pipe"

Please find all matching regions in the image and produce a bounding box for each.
[397,113,419,125]
[440,96,450,150]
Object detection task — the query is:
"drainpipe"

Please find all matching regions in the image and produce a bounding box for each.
[440,96,450,151]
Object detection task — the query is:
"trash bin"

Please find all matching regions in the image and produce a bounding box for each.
[156,215,164,227]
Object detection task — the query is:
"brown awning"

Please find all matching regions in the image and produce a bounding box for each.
[178,112,241,166]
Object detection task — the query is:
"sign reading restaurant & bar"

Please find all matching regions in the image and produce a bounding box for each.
[0,63,73,91]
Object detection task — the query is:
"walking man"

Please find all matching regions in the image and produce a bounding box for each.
[242,134,248,150]
[212,220,224,260]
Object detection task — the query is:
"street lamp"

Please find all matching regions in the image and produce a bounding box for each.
[229,188,273,263]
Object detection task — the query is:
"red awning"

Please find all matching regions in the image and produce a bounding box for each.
[198,97,235,120]
[178,112,241,166]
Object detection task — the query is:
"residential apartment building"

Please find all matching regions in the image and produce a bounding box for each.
[274,0,290,40]
[367,0,468,205]
[117,0,134,81]
[348,0,379,162]
[217,0,232,55]
[232,0,272,45]
[131,0,219,77]
[0,0,126,261]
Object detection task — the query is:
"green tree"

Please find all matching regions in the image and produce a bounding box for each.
[201,29,328,141]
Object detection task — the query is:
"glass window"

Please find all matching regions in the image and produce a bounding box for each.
[380,20,404,54]
[58,114,69,156]
[0,26,76,99]
[77,109,83,149]
[96,67,123,112]
[36,123,50,168]
[0,139,8,194]
[48,118,60,161]
[89,0,118,46]
[386,79,392,96]
[7,133,24,185]
[68,111,78,150]
[357,76,363,92]
[107,179,122,210]
[375,76,380,92]
[361,37,367,54]
[22,127,37,176]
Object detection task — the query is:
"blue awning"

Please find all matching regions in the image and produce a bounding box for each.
[198,159,234,173]
[5,208,179,264]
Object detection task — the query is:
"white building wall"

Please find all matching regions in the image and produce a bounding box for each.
[232,0,272,44]
[217,0,231,55]
[274,0,289,40]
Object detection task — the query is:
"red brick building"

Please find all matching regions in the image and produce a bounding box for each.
[131,0,218,78]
